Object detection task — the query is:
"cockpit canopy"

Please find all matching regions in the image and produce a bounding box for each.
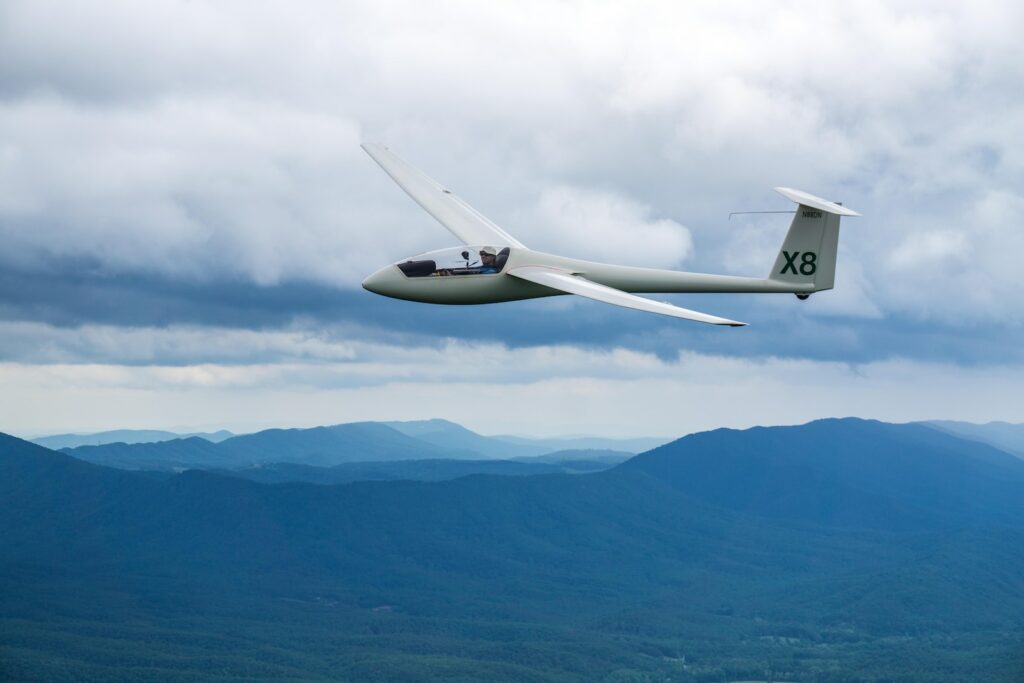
[395,245,511,278]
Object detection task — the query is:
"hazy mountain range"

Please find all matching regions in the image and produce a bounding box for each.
[214,453,622,486]
[32,419,667,455]
[30,428,236,450]
[2,417,1023,681]
[928,419,1024,459]
[38,417,1022,476]
[42,419,653,472]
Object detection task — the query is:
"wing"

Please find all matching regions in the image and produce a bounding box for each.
[507,266,747,326]
[362,143,526,248]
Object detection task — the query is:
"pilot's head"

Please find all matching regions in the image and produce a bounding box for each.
[479,246,497,265]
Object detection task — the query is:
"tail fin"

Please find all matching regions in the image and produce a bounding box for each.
[768,187,860,292]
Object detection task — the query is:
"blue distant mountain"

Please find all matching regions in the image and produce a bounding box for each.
[514,449,633,474]
[215,450,632,485]
[218,458,567,485]
[383,418,551,458]
[57,419,649,471]
[62,422,485,470]
[926,419,1024,458]
[386,419,668,456]
[621,417,1024,530]
[492,432,668,454]
[31,428,235,450]
[60,436,234,470]
[213,422,483,466]
[3,418,1023,681]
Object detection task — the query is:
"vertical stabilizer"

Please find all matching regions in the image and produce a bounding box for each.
[769,187,859,292]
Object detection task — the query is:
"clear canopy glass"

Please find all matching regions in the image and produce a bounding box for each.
[395,246,511,278]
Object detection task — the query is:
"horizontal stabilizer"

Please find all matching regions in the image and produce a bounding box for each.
[774,187,860,216]
[508,266,746,326]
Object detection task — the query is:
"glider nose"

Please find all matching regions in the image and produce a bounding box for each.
[362,265,398,296]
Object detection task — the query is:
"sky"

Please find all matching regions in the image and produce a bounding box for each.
[1,0,1022,438]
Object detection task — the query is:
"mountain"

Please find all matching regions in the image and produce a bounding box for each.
[31,428,235,449]
[384,418,550,458]
[56,420,664,472]
[61,436,234,470]
[60,422,484,470]
[218,458,568,485]
[218,453,631,485]
[519,448,633,464]
[622,418,1024,530]
[386,418,667,457]
[214,422,482,466]
[3,419,1024,681]
[927,419,1024,458]
[493,432,668,454]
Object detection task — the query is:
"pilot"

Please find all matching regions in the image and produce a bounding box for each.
[478,246,499,274]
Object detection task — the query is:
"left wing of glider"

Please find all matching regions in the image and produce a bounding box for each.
[362,143,526,248]
[507,266,747,326]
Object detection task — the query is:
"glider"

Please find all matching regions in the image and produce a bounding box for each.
[360,144,859,326]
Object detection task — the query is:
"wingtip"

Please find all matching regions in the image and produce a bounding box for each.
[710,314,747,327]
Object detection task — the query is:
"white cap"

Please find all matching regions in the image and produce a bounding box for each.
[479,246,497,255]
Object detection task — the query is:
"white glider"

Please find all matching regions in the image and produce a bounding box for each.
[361,143,859,326]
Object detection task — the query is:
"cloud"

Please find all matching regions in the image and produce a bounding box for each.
[524,185,692,267]
[0,321,360,366]
[884,189,1024,322]
[3,341,1022,438]
[1,1,1021,306]
[889,230,970,271]
[2,275,1019,370]
[0,95,373,285]
[1,1,1023,434]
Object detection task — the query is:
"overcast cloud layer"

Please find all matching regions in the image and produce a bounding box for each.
[1,1,1021,435]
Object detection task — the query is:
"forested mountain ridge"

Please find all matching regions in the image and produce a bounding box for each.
[2,419,1023,682]
[31,428,235,449]
[926,419,1024,459]
[55,419,660,471]
[60,421,484,470]
[622,417,1024,530]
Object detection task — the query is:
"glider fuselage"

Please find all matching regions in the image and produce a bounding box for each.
[359,143,858,325]
[362,247,814,305]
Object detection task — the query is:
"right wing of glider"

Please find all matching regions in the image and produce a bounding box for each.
[362,143,526,248]
[507,266,747,326]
